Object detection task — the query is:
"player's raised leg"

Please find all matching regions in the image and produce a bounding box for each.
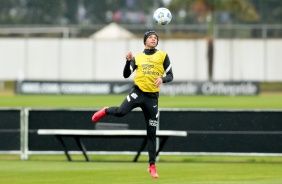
[92,90,139,122]
[92,107,108,122]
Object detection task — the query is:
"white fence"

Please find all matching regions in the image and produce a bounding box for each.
[0,38,281,81]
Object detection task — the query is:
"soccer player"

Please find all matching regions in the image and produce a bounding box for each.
[92,30,174,178]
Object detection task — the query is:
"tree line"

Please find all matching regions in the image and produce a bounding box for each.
[0,0,281,25]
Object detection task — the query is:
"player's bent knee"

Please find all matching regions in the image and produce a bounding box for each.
[115,109,127,117]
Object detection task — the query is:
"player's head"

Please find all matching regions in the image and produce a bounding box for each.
[143,30,159,47]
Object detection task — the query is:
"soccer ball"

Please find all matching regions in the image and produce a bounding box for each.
[153,8,172,26]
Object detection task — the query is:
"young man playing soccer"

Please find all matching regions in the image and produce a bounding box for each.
[92,30,174,178]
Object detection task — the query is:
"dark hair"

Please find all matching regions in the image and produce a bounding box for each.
[143,30,159,45]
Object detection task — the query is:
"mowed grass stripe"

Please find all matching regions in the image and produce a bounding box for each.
[0,161,282,184]
[0,94,282,108]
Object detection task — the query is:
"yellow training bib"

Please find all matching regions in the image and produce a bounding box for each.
[134,50,166,92]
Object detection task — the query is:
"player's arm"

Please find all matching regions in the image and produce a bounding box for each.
[123,52,137,78]
[161,54,173,83]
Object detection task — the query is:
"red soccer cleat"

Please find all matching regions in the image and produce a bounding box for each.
[148,164,159,178]
[92,107,107,122]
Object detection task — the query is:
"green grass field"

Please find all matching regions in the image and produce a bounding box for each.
[1,161,282,184]
[1,155,282,184]
[1,93,282,183]
[1,93,282,109]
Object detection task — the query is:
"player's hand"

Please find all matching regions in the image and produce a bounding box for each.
[154,77,163,87]
[126,52,132,61]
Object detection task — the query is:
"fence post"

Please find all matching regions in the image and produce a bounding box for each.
[21,108,29,160]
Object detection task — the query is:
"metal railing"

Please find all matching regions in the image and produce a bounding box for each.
[0,24,282,39]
